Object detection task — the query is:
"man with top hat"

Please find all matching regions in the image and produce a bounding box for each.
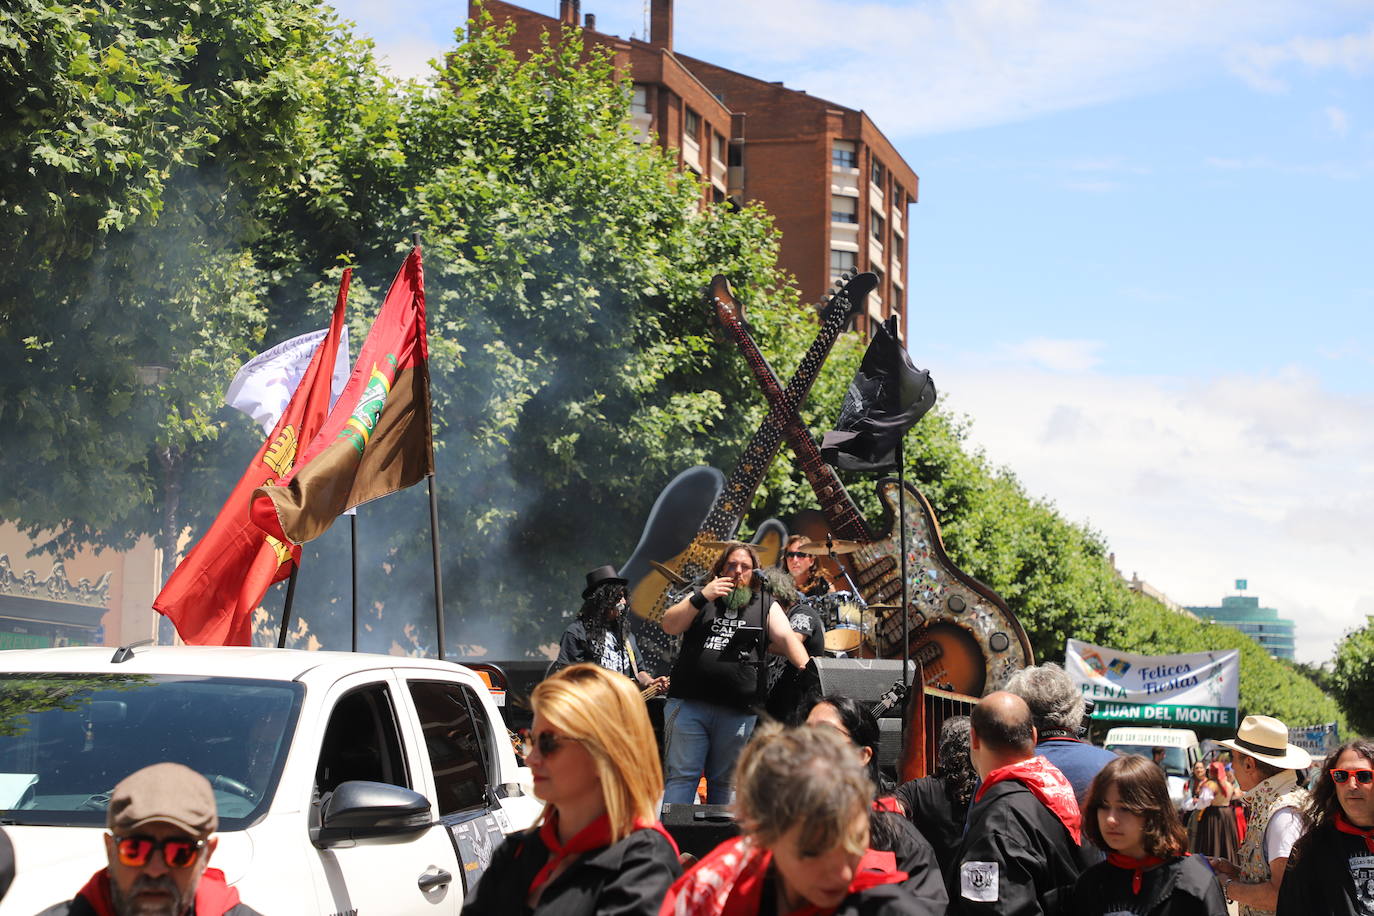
[555,565,667,695]
[41,762,261,916]
[1209,714,1313,916]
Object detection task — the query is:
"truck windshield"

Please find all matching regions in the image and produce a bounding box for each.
[0,673,302,829]
[1107,743,1189,777]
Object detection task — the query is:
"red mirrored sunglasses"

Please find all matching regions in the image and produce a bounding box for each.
[1330,768,1374,786]
[115,835,205,869]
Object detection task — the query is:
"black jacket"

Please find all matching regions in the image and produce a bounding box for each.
[895,775,969,879]
[462,824,682,916]
[950,780,1089,915]
[1276,820,1374,916]
[871,810,949,913]
[1067,855,1227,916]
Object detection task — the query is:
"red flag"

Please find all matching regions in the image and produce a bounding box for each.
[154,271,352,645]
[251,247,433,546]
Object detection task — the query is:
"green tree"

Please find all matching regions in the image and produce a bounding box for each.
[0,0,369,565]
[1331,616,1374,735]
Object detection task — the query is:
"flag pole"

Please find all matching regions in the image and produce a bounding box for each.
[414,231,446,661]
[278,566,299,649]
[351,515,359,652]
[897,438,910,688]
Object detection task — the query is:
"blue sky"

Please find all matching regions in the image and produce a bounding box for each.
[333,0,1373,664]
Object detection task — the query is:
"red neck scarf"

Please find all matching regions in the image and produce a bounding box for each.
[1335,813,1374,853]
[659,835,907,916]
[1105,853,1168,895]
[530,810,677,898]
[975,755,1082,844]
[77,867,243,916]
[871,796,903,814]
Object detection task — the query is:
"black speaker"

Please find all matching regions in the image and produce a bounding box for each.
[660,803,739,859]
[812,658,917,717]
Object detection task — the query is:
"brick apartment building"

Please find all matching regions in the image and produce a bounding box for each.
[476,0,919,334]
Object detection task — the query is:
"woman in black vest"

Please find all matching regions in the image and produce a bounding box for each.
[1277,738,1374,916]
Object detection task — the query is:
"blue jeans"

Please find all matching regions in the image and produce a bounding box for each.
[662,697,757,805]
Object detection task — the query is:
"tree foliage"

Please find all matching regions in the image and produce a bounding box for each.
[1331,616,1374,736]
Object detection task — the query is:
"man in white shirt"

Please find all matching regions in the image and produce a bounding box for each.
[1209,715,1312,916]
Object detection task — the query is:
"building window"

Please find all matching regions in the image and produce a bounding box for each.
[631,84,650,116]
[684,107,700,143]
[871,160,885,186]
[830,249,857,273]
[871,210,885,241]
[832,140,858,170]
[831,195,858,224]
[711,132,725,163]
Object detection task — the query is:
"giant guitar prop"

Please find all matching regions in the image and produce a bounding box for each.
[621,272,879,668]
[709,276,1033,696]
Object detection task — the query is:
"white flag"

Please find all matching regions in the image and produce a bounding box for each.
[226,327,351,433]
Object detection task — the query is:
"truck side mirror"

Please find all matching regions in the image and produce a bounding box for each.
[312,780,433,848]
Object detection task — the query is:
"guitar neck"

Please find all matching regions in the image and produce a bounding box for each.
[696,296,858,539]
[722,320,871,541]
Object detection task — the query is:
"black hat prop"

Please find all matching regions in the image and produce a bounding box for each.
[582,565,627,599]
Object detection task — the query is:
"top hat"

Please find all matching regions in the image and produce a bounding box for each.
[582,565,627,599]
[1216,715,1312,770]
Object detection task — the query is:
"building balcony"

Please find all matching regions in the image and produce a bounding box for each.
[631,112,653,143]
[683,135,701,171]
[710,157,727,189]
[868,235,884,266]
[831,223,860,248]
[869,180,884,209]
[831,168,860,197]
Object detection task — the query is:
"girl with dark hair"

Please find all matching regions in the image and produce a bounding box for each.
[1069,755,1227,915]
[893,715,979,881]
[1182,760,1238,860]
[803,695,945,903]
[1276,738,1374,916]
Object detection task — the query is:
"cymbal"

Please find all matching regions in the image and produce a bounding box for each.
[797,539,863,556]
[697,540,737,553]
[865,604,904,612]
[649,560,690,587]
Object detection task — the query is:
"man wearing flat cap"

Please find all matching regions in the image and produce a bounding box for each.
[41,762,261,916]
[1208,715,1312,916]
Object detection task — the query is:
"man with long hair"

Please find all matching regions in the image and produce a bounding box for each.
[1277,738,1374,915]
[556,566,665,694]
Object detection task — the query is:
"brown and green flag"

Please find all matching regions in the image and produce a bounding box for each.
[252,247,432,545]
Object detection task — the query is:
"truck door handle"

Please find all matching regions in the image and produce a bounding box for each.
[417,867,452,891]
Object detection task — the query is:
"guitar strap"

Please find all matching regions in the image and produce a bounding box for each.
[623,629,639,677]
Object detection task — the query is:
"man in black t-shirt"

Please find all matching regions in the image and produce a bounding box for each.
[659,541,809,805]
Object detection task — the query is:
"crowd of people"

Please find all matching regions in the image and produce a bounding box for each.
[18,541,1370,915]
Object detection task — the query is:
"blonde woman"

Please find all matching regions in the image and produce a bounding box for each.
[661,724,943,915]
[464,663,681,915]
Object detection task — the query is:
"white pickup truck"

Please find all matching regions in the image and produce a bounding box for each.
[0,645,543,914]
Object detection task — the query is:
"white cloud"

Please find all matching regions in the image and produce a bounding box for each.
[1229,23,1374,92]
[932,359,1374,663]
[1002,337,1106,371]
[334,0,1349,136]
[1325,104,1351,137]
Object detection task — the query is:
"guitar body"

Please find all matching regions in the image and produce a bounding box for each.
[621,465,726,596]
[629,519,788,624]
[792,478,1034,696]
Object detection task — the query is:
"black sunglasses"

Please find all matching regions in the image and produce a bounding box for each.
[115,834,205,869]
[1331,768,1374,786]
[784,551,810,559]
[517,729,580,758]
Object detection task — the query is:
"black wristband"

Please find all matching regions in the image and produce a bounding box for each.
[689,589,708,610]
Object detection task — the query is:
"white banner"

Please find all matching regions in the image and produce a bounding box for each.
[225,326,351,434]
[1066,639,1240,729]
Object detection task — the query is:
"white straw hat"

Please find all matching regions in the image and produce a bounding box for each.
[1216,715,1312,770]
